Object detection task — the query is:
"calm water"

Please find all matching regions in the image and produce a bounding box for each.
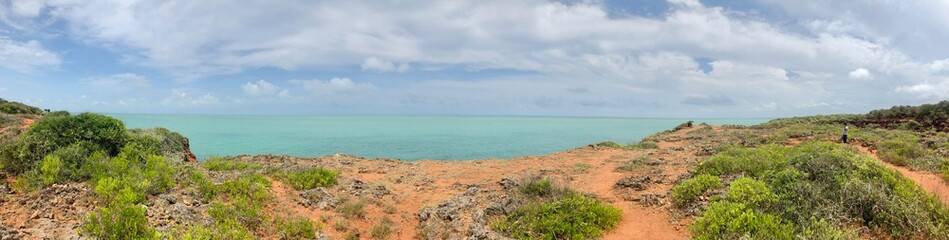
[107,114,767,161]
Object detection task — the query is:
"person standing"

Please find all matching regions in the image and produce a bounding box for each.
[841,124,849,143]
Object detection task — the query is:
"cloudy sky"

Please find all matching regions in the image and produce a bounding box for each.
[1,0,947,117]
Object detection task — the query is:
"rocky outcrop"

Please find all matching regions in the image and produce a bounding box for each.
[183,137,197,163]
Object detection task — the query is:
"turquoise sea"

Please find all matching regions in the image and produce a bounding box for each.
[107,114,768,161]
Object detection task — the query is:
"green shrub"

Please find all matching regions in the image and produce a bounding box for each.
[629,141,659,150]
[215,173,272,203]
[877,136,930,168]
[520,177,556,197]
[690,202,795,240]
[724,177,777,209]
[203,157,262,171]
[277,168,340,190]
[0,99,42,115]
[337,198,367,219]
[175,219,255,240]
[370,217,395,239]
[39,155,62,185]
[47,141,99,181]
[277,216,318,239]
[685,141,949,238]
[81,202,156,239]
[209,199,265,230]
[2,113,127,174]
[695,145,788,177]
[615,156,649,172]
[127,127,189,162]
[492,191,622,240]
[671,174,722,206]
[144,155,175,194]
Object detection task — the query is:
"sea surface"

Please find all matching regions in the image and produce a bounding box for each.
[107,114,768,161]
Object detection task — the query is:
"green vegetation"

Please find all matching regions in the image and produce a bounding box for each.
[1,112,127,174]
[670,174,722,206]
[492,191,622,240]
[0,98,42,115]
[203,156,263,171]
[127,127,190,162]
[681,142,949,239]
[594,140,658,150]
[615,156,649,172]
[81,145,179,239]
[519,177,556,197]
[370,216,395,239]
[492,176,622,239]
[275,167,340,190]
[276,216,319,239]
[337,198,367,219]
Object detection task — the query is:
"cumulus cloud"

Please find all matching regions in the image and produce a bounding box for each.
[242,80,289,97]
[289,78,376,95]
[361,57,411,73]
[162,89,219,106]
[81,73,151,92]
[848,68,872,80]
[0,37,59,72]
[897,81,949,99]
[3,0,947,116]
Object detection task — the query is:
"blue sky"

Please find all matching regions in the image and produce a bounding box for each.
[1,0,948,117]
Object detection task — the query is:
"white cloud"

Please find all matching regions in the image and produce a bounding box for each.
[290,78,375,95]
[848,68,872,80]
[361,57,411,73]
[3,0,948,116]
[0,37,59,72]
[81,73,151,91]
[241,80,288,97]
[162,89,219,106]
[896,80,949,99]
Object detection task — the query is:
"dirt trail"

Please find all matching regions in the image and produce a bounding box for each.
[851,145,949,206]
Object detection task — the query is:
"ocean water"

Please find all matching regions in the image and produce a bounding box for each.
[107,114,767,161]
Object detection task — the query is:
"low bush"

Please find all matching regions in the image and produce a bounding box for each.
[877,136,928,167]
[203,156,262,171]
[492,191,622,239]
[682,141,949,238]
[519,177,558,198]
[370,217,395,239]
[81,202,157,239]
[670,174,722,206]
[337,198,367,219]
[0,98,42,115]
[175,219,255,240]
[724,177,776,210]
[277,216,318,239]
[127,127,189,162]
[615,156,649,172]
[695,145,788,177]
[275,167,339,190]
[690,202,795,240]
[38,155,62,185]
[1,112,127,174]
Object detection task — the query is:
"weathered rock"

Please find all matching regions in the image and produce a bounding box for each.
[298,188,338,210]
[484,197,518,216]
[497,178,518,190]
[314,232,333,240]
[614,176,652,191]
[0,224,22,240]
[637,193,665,207]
